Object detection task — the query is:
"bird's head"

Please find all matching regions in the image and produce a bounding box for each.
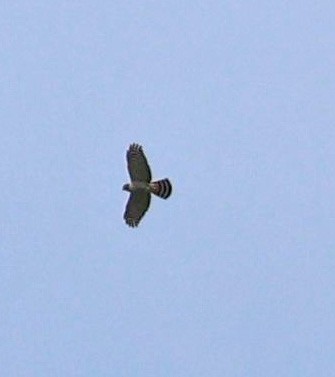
[122,183,130,192]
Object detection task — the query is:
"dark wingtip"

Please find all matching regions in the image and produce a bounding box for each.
[129,143,142,150]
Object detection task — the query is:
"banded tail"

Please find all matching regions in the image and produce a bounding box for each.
[150,179,172,199]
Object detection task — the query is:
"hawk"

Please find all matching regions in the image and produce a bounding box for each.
[123,143,172,227]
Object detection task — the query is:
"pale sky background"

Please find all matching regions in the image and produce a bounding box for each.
[1,2,335,376]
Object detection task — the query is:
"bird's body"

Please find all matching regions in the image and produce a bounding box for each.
[124,181,150,192]
[123,143,172,227]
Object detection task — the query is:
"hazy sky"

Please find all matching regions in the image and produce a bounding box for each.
[1,2,335,376]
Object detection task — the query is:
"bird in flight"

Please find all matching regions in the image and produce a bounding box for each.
[123,143,172,227]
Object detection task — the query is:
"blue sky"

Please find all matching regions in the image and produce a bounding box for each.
[1,2,335,376]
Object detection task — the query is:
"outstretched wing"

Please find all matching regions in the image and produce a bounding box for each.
[123,192,151,227]
[127,143,152,182]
